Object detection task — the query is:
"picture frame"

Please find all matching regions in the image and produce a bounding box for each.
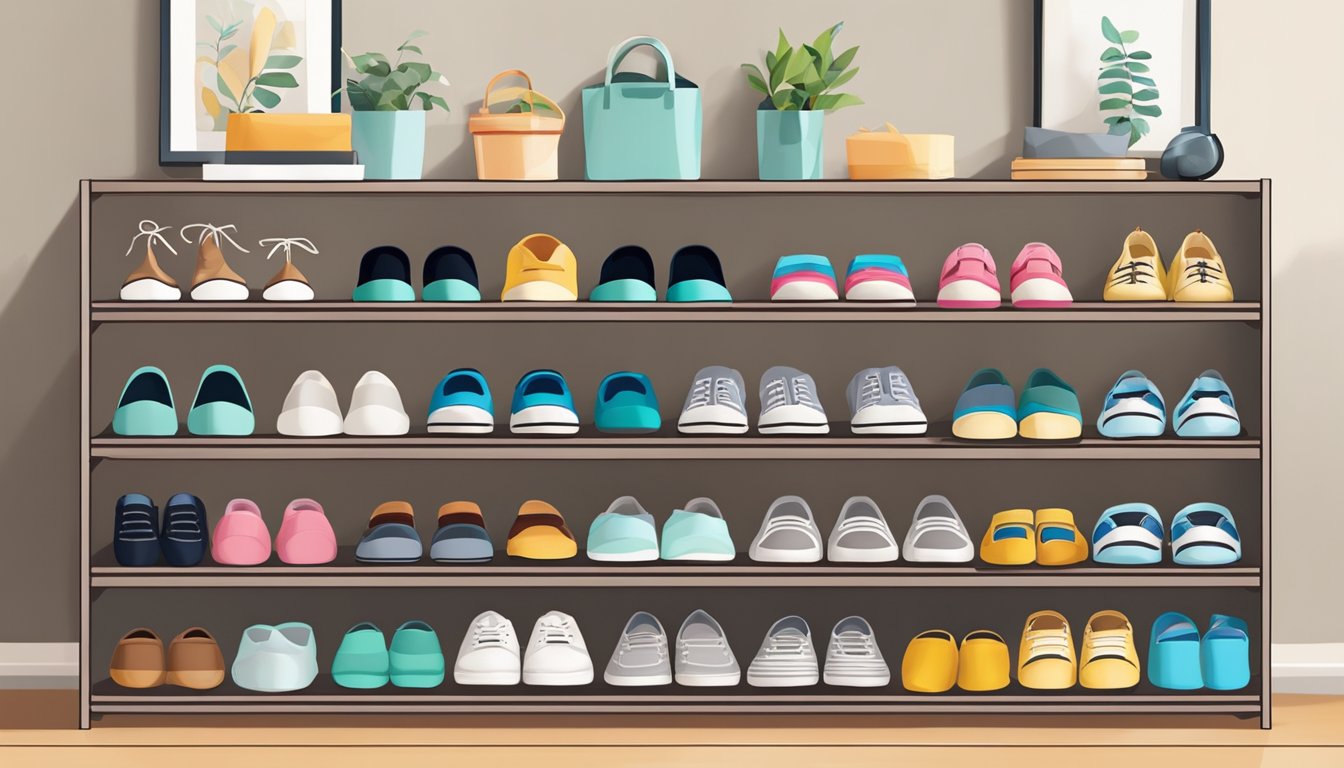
[160,0,342,165]
[1033,0,1211,156]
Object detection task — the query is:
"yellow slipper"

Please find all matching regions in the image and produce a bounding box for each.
[502,233,578,301]
[957,630,1011,691]
[1034,508,1088,566]
[979,509,1035,566]
[1168,230,1233,302]
[1079,610,1141,689]
[1018,610,1076,690]
[900,630,959,693]
[506,499,577,559]
[1104,227,1168,301]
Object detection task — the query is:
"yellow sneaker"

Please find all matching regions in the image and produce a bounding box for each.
[979,509,1035,566]
[1168,230,1233,301]
[957,630,1011,691]
[501,233,578,301]
[1018,610,1076,689]
[1079,610,1141,689]
[1104,228,1168,301]
[506,500,577,559]
[1034,508,1088,566]
[900,629,959,693]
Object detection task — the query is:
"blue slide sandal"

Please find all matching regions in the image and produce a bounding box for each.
[1201,614,1251,690]
[1147,611,1203,690]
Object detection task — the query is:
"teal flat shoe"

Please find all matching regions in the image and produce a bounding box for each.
[667,245,731,302]
[422,246,481,302]
[231,622,318,693]
[1017,368,1082,440]
[587,496,658,562]
[354,246,416,302]
[594,372,660,434]
[660,497,735,561]
[113,366,178,436]
[590,246,657,302]
[1201,614,1251,690]
[389,620,445,688]
[1148,611,1203,690]
[187,365,254,436]
[332,622,390,689]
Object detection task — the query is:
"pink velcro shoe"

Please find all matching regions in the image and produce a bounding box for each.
[936,244,1001,308]
[210,499,272,566]
[275,498,338,565]
[1010,243,1073,308]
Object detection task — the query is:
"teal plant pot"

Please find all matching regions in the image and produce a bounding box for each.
[352,111,426,180]
[756,110,825,180]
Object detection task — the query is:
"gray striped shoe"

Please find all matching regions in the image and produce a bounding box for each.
[747,616,818,687]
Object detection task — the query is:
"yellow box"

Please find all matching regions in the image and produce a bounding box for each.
[846,124,955,180]
[225,114,352,152]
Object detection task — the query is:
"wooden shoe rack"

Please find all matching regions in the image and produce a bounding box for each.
[78,179,1271,728]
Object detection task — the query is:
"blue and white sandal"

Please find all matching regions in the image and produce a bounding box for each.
[1091,503,1164,565]
[1097,370,1166,438]
[1174,370,1241,437]
[1171,503,1241,566]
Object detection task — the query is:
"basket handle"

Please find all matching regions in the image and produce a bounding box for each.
[481,69,534,114]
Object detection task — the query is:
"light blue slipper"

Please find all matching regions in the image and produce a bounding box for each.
[1148,611,1203,690]
[1201,614,1251,690]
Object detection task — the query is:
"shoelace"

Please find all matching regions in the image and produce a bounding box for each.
[1183,259,1224,285]
[764,377,816,411]
[181,223,251,253]
[1027,633,1072,660]
[124,220,179,258]
[1088,634,1129,653]
[761,634,810,658]
[535,622,574,645]
[832,633,875,657]
[473,623,511,648]
[690,377,743,412]
[887,371,917,406]
[1110,260,1156,286]
[259,237,318,264]
[680,636,730,658]
[618,630,667,658]
[858,373,884,409]
[791,377,816,406]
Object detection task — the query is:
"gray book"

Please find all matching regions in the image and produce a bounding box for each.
[1023,127,1129,159]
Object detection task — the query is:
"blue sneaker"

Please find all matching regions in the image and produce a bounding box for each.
[187,365,254,436]
[1174,370,1241,437]
[356,501,423,563]
[667,245,731,302]
[1098,370,1166,438]
[587,496,659,562]
[591,246,657,302]
[160,492,208,567]
[509,370,579,435]
[594,372,660,434]
[1171,503,1241,566]
[114,493,161,566]
[427,369,494,434]
[354,246,415,302]
[660,497,735,561]
[951,368,1016,440]
[1091,503,1164,565]
[113,366,178,436]
[422,246,480,302]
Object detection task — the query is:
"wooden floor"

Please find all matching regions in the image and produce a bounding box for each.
[1,692,1341,766]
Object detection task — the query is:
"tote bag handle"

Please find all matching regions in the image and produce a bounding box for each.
[603,36,678,89]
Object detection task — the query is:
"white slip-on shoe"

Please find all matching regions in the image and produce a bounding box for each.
[824,616,890,687]
[847,366,928,435]
[454,611,521,685]
[747,616,819,687]
[675,610,740,687]
[343,371,411,436]
[677,366,750,435]
[277,370,344,436]
[522,611,593,686]
[903,494,975,563]
[758,366,829,435]
[749,495,823,563]
[827,496,899,562]
[604,612,672,686]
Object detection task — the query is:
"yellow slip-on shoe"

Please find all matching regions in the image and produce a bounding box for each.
[501,233,578,301]
[1168,230,1233,302]
[1079,610,1141,689]
[1035,508,1088,566]
[506,499,578,559]
[957,630,1011,692]
[1104,227,1168,301]
[1018,610,1076,690]
[900,630,959,693]
[980,509,1035,566]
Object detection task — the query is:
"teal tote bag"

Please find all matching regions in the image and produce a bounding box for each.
[582,36,702,180]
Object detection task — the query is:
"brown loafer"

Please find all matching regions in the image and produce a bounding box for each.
[110,628,166,688]
[166,627,226,689]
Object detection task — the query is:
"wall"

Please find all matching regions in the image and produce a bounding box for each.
[0,0,1336,643]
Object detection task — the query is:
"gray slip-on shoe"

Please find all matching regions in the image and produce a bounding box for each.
[604,611,672,686]
[749,495,823,563]
[903,495,975,563]
[747,615,819,687]
[675,609,740,687]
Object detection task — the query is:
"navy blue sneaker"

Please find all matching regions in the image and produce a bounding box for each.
[160,493,208,567]
[114,494,161,566]
[590,246,657,302]
[422,246,481,301]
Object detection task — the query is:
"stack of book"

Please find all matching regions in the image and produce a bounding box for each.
[1010,156,1147,181]
[203,114,364,181]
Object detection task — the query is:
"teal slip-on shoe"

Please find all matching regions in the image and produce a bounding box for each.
[594,372,661,434]
[231,622,318,693]
[422,246,481,302]
[332,622,390,689]
[187,365,254,436]
[591,246,657,302]
[660,497,735,561]
[951,368,1017,440]
[1148,612,1203,690]
[1201,614,1251,690]
[587,496,659,562]
[389,620,445,688]
[667,245,731,302]
[1017,368,1082,440]
[354,246,416,302]
[113,366,178,436]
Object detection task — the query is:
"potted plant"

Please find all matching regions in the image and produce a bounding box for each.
[342,32,450,179]
[742,23,862,180]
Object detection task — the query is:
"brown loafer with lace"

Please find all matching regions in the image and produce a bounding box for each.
[183,223,250,301]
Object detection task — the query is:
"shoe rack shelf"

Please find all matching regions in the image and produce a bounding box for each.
[79,179,1271,728]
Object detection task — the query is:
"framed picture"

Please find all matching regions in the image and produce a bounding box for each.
[160,0,341,165]
[1034,0,1210,156]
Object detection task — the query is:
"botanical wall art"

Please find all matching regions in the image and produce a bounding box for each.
[161,0,340,164]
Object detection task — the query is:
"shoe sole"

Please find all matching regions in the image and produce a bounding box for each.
[587,548,660,562]
[747,672,820,687]
[937,280,1001,308]
[771,283,839,301]
[850,421,928,435]
[1098,410,1165,438]
[678,422,749,434]
[661,552,736,562]
[902,546,975,563]
[511,405,579,435]
[675,671,741,686]
[502,282,578,302]
[454,669,521,686]
[110,669,167,688]
[1175,414,1242,438]
[191,279,249,301]
[823,672,891,687]
[749,548,823,563]
[844,282,915,302]
[1011,278,1073,308]
[262,280,315,301]
[827,546,899,563]
[120,279,181,301]
[604,671,673,686]
[427,424,495,434]
[522,669,594,686]
[952,411,1017,440]
[1018,412,1082,440]
[758,423,830,435]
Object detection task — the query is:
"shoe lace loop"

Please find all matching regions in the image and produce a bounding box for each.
[762,634,809,657]
[791,377,815,407]
[858,373,883,408]
[536,621,573,645]
[181,223,251,253]
[259,237,319,264]
[473,623,510,648]
[125,219,179,258]
[887,371,916,405]
[833,633,874,657]
[681,637,729,658]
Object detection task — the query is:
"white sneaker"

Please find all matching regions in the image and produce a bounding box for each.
[453,611,521,685]
[277,370,344,436]
[827,496,899,562]
[522,611,593,686]
[758,366,828,435]
[604,612,672,686]
[747,616,819,687]
[823,616,890,687]
[903,494,975,563]
[343,371,410,436]
[749,495,823,563]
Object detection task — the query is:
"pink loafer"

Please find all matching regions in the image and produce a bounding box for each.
[210,499,272,566]
[275,498,337,565]
[937,244,1002,308]
[1010,243,1073,308]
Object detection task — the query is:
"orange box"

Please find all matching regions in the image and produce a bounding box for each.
[225,114,353,152]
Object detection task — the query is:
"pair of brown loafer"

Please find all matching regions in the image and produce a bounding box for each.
[109,627,225,689]
[120,220,315,302]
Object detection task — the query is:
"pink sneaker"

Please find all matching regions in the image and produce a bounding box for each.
[275,498,337,565]
[1010,243,1073,308]
[937,244,1001,308]
[210,499,272,566]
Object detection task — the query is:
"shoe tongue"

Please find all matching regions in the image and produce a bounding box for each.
[540,614,566,628]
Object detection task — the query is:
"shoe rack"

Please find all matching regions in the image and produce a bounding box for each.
[78,179,1271,728]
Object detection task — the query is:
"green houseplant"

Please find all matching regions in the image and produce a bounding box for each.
[342,32,450,179]
[1097,16,1162,147]
[742,23,862,179]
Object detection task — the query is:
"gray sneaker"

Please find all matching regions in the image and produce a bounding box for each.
[678,366,749,434]
[758,366,828,434]
[847,366,928,435]
[823,616,890,687]
[749,495,823,563]
[675,609,740,686]
[747,616,819,687]
[903,494,975,563]
[827,496,899,562]
[604,611,672,686]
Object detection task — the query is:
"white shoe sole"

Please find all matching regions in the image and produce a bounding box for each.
[827,546,900,563]
[522,668,593,686]
[510,405,579,435]
[851,405,928,435]
[759,405,829,434]
[343,406,410,436]
[771,282,839,301]
[678,405,748,434]
[749,547,823,563]
[844,282,915,302]
[675,671,740,687]
[191,279,249,301]
[850,422,928,435]
[1011,278,1073,305]
[428,405,495,434]
[823,672,891,687]
[263,280,315,301]
[758,422,830,435]
[678,422,749,434]
[661,552,736,562]
[453,669,521,686]
[903,546,975,563]
[747,672,819,687]
[120,279,181,301]
[937,280,1001,305]
[587,548,660,562]
[277,406,344,437]
[604,670,673,686]
[502,282,577,302]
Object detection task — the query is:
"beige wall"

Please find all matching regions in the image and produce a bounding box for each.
[0,0,1333,642]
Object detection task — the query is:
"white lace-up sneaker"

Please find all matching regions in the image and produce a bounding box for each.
[758,366,828,435]
[522,611,592,686]
[677,366,749,434]
[847,366,928,435]
[453,610,521,685]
